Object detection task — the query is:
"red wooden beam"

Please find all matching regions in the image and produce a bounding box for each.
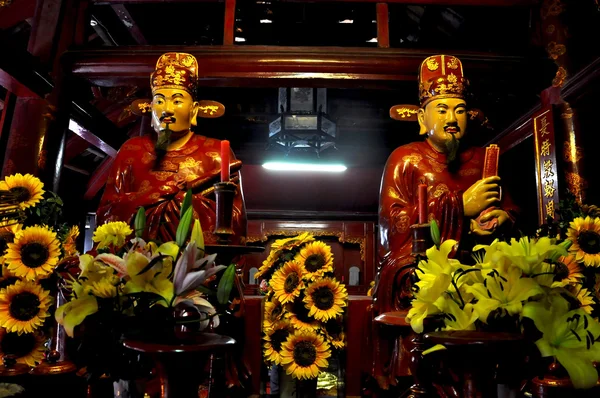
[0,0,36,29]
[0,69,40,98]
[111,4,148,45]
[90,0,538,6]
[376,3,390,49]
[487,56,600,153]
[67,46,531,88]
[223,0,235,46]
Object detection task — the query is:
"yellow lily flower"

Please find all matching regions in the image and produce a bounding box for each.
[466,266,543,323]
[55,281,98,337]
[407,273,451,333]
[471,239,510,282]
[496,237,563,276]
[523,295,600,389]
[442,300,478,331]
[123,252,174,305]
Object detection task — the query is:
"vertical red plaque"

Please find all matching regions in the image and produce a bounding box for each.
[533,106,560,225]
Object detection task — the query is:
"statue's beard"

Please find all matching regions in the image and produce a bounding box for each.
[446,134,461,170]
[155,129,172,153]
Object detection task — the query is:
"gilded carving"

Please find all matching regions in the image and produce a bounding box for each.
[426,58,439,71]
[245,230,366,260]
[395,108,418,119]
[546,200,555,218]
[402,154,422,166]
[432,183,449,198]
[459,168,480,177]
[446,57,459,70]
[137,102,151,113]
[547,41,567,60]
[563,141,583,163]
[142,152,157,165]
[541,139,551,157]
[428,159,446,173]
[387,186,400,201]
[198,105,220,116]
[565,172,586,199]
[552,66,567,87]
[150,171,171,181]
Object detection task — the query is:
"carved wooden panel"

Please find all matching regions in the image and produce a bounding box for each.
[241,219,375,295]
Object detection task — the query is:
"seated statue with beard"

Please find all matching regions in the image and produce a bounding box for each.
[97,52,247,244]
[371,55,517,388]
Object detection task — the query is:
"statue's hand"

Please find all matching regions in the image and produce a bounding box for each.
[463,176,501,217]
[470,209,511,236]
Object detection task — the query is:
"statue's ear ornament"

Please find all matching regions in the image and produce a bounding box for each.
[389,104,419,122]
[197,100,226,119]
[130,98,152,116]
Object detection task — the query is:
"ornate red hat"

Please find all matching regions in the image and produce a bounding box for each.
[150,52,198,96]
[419,55,468,107]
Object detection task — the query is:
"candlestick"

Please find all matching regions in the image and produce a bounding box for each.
[213,182,236,244]
[418,184,427,224]
[220,140,230,182]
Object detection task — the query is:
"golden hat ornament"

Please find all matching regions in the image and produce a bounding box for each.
[418,54,468,107]
[150,52,198,95]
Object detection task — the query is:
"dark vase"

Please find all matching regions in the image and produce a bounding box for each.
[295,378,318,398]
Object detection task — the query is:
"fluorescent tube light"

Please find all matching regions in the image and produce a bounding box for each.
[262,162,347,172]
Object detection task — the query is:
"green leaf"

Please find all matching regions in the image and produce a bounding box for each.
[217,264,236,305]
[430,219,441,249]
[196,285,215,296]
[180,190,193,219]
[422,344,447,356]
[176,207,193,247]
[134,207,146,239]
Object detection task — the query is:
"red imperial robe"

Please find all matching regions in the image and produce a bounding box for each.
[97,134,247,245]
[370,139,517,387]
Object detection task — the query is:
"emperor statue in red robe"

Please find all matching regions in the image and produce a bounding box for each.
[370,55,518,388]
[97,53,247,244]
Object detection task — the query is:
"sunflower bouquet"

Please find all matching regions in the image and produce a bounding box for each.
[407,226,600,389]
[0,173,79,369]
[257,233,348,382]
[55,190,237,380]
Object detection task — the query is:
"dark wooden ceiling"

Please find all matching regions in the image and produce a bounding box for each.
[2,0,600,215]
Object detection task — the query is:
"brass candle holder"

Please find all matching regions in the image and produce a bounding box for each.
[213,181,236,245]
[411,223,432,256]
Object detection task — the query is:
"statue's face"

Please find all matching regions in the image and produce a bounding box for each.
[150,88,198,135]
[418,97,468,154]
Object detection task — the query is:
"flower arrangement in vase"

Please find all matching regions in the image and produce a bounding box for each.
[256,233,348,394]
[0,173,78,370]
[54,190,237,382]
[407,215,600,391]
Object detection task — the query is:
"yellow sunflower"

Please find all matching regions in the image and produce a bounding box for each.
[270,261,306,304]
[294,241,334,280]
[287,298,320,332]
[567,216,600,267]
[263,298,286,332]
[0,222,22,258]
[4,226,60,281]
[0,281,52,334]
[0,174,45,210]
[303,278,348,321]
[572,286,595,315]
[0,265,21,290]
[0,328,46,367]
[322,318,345,349]
[551,255,584,288]
[271,232,315,251]
[93,221,133,249]
[255,250,281,280]
[280,331,331,380]
[62,225,80,258]
[263,320,292,365]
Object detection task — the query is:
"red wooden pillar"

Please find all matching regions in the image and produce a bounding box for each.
[376,3,390,49]
[223,0,236,46]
